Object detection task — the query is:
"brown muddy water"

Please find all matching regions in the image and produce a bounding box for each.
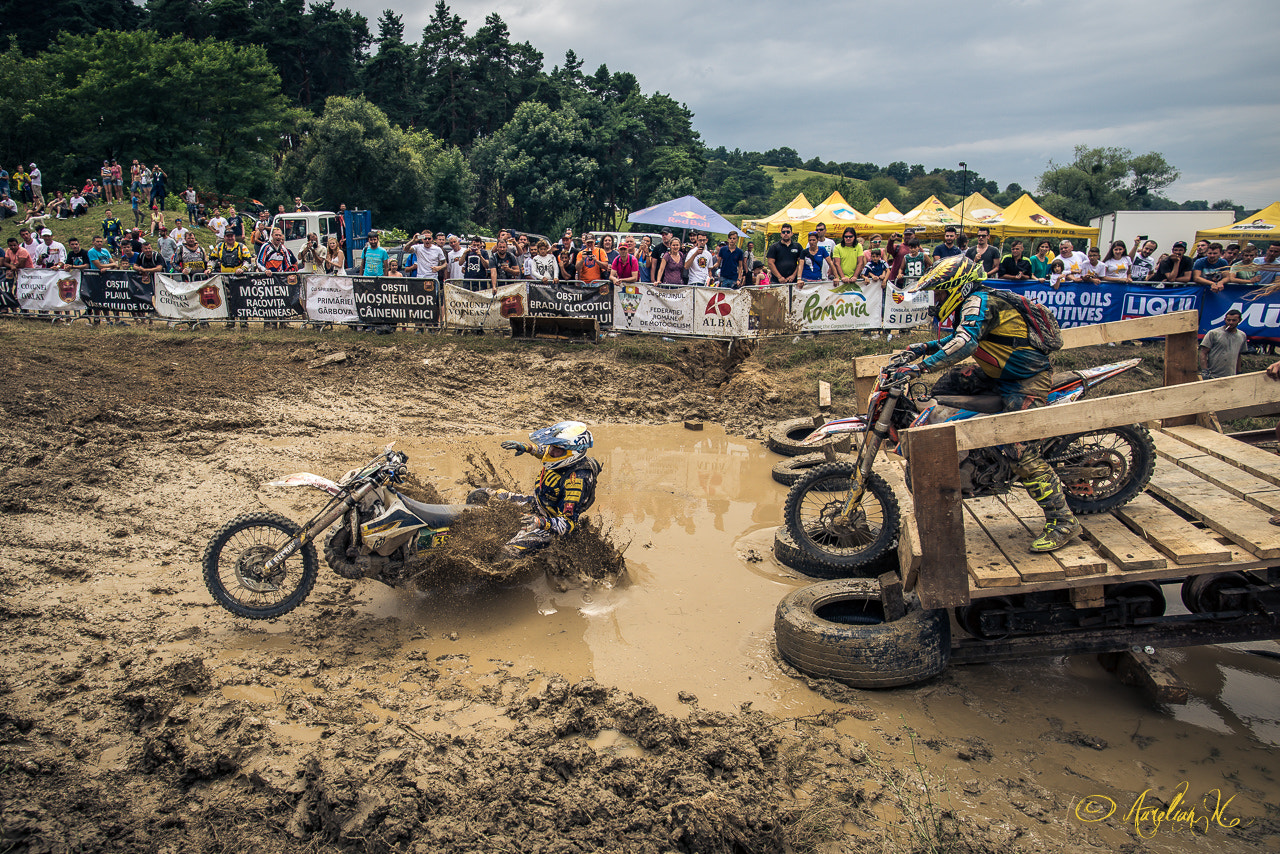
[232,423,1278,852]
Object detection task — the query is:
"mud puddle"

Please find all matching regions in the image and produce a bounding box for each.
[236,422,1280,851]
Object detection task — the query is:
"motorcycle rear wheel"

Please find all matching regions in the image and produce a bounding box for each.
[784,463,900,570]
[1047,425,1155,515]
[202,512,318,619]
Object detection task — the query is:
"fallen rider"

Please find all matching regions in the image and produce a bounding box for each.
[470,421,603,559]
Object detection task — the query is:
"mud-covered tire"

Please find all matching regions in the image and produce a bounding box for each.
[784,463,900,569]
[1046,424,1156,515]
[767,417,852,457]
[324,525,363,580]
[773,527,896,580]
[202,512,318,620]
[771,452,857,486]
[775,579,951,688]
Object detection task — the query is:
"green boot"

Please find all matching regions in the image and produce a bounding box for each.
[1030,517,1082,553]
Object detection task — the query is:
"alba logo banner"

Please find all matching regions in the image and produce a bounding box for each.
[14,269,85,311]
[155,273,229,320]
[693,287,751,334]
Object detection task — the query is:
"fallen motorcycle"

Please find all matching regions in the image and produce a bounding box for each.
[202,445,472,619]
[784,357,1156,569]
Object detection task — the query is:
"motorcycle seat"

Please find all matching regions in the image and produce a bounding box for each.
[396,493,470,526]
[933,394,1005,414]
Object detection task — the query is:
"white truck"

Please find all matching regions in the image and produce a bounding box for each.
[271,209,373,269]
[1089,210,1235,253]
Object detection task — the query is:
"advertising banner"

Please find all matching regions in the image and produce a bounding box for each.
[691,287,753,336]
[352,276,440,325]
[444,281,526,330]
[306,275,359,326]
[990,281,1200,329]
[790,281,882,332]
[80,270,154,314]
[154,274,229,320]
[527,281,613,326]
[223,273,306,321]
[743,285,792,334]
[1200,283,1280,343]
[15,269,84,311]
[882,283,933,329]
[613,284,694,335]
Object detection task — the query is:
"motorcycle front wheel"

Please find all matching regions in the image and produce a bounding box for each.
[202,512,318,619]
[1046,425,1156,515]
[784,463,900,570]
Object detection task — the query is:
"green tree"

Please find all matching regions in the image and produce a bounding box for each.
[4,0,142,54]
[1038,145,1180,222]
[362,10,416,121]
[416,0,469,145]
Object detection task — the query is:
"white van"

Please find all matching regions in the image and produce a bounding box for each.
[272,211,343,261]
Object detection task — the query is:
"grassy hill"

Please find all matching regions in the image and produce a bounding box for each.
[762,165,847,189]
[3,201,222,251]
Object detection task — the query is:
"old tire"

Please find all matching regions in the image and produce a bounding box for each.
[1046,425,1156,515]
[772,452,857,486]
[767,417,853,457]
[203,512,318,620]
[784,463,900,570]
[773,527,896,580]
[775,579,951,688]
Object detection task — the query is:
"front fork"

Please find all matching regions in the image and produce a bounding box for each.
[263,482,375,572]
[837,387,902,522]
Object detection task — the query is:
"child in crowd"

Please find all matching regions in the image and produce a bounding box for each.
[862,248,889,285]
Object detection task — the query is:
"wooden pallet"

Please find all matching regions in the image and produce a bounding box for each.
[952,428,1280,601]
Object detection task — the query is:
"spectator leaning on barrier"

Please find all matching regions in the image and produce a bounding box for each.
[446,235,465,281]
[39,229,66,268]
[635,236,653,283]
[766,225,802,284]
[460,235,494,288]
[318,235,345,276]
[656,235,685,285]
[492,238,522,281]
[1056,240,1088,280]
[177,233,208,274]
[1199,309,1246,380]
[574,233,610,284]
[1150,240,1193,285]
[1099,241,1131,283]
[1080,246,1104,284]
[863,247,890,286]
[684,232,714,286]
[831,228,864,285]
[1249,242,1280,286]
[1027,240,1053,281]
[998,240,1033,281]
[713,231,745,288]
[799,231,829,283]
[1129,238,1158,282]
[360,231,390,277]
[610,238,640,285]
[1192,242,1229,292]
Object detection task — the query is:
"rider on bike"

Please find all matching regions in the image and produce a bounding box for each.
[474,421,603,560]
[897,256,1081,553]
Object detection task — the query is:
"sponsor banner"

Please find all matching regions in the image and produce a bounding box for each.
[306,275,359,325]
[989,281,1200,330]
[613,283,694,335]
[444,281,526,329]
[155,274,229,320]
[352,276,440,325]
[1201,284,1280,343]
[15,269,84,311]
[224,273,306,320]
[743,285,791,334]
[80,270,155,313]
[790,281,881,332]
[527,281,613,326]
[883,283,933,329]
[692,286,752,336]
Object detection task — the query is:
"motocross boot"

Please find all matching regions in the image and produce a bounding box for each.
[1018,458,1081,553]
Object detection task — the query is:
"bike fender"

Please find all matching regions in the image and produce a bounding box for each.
[801,416,868,445]
[266,472,343,495]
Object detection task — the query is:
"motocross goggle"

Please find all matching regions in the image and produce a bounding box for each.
[540,445,571,465]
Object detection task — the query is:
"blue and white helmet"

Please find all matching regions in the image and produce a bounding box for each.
[529,421,593,470]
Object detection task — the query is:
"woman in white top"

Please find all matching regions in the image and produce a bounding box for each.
[1100,240,1132,283]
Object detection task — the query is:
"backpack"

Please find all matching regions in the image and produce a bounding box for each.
[988,288,1063,353]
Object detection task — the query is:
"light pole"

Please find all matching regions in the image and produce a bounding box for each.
[959,161,968,232]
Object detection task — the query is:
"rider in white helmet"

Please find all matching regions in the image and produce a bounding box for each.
[473,421,602,559]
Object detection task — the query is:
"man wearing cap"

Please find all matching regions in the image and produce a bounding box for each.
[38,229,65,269]
[931,225,964,261]
[553,229,579,281]
[1150,241,1193,284]
[28,163,43,206]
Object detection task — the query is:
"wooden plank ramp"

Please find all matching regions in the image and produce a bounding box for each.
[998,489,1109,577]
[1114,493,1233,565]
[1146,465,1280,559]
[1162,424,1280,487]
[962,509,1022,588]
[1079,514,1167,571]
[1152,430,1280,515]
[965,496,1065,582]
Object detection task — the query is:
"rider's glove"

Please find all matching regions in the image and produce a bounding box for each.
[893,364,923,381]
[501,441,534,456]
[904,342,931,359]
[520,514,549,533]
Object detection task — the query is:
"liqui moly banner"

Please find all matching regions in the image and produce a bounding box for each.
[14,269,84,311]
[1200,284,1280,344]
[790,281,882,332]
[444,281,526,330]
[155,274,230,320]
[613,284,694,335]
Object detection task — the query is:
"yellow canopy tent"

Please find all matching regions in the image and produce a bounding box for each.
[781,191,881,237]
[984,193,1100,244]
[950,192,1003,223]
[1193,202,1280,244]
[899,195,995,237]
[740,192,815,236]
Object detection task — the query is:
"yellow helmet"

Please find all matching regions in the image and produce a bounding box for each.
[906,256,986,319]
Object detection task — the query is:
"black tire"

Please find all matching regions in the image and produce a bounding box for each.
[775,579,951,688]
[202,512,318,619]
[771,452,857,486]
[767,417,853,457]
[324,525,364,580]
[784,463,900,570]
[1045,425,1155,515]
[773,527,897,580]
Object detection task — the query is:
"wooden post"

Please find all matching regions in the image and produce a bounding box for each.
[878,570,906,621]
[904,423,970,609]
[1162,328,1199,428]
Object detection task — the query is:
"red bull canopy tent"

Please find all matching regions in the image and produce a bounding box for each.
[627,194,741,237]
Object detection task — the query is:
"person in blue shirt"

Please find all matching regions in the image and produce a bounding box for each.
[713,231,746,288]
[360,231,389,276]
[799,231,831,282]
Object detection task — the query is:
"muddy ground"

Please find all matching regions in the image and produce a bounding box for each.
[0,321,1274,854]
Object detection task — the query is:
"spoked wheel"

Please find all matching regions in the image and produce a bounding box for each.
[202,512,318,619]
[1181,572,1251,616]
[1047,425,1155,514]
[954,596,1016,640]
[1106,580,1166,620]
[783,463,900,570]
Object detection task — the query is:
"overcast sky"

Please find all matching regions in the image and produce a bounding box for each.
[349,0,1280,211]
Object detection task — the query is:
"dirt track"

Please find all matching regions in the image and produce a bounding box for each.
[0,322,1275,853]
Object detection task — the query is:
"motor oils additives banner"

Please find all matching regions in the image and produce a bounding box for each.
[223,273,306,321]
[155,274,229,320]
[790,281,882,332]
[352,276,440,325]
[445,281,526,330]
[528,282,613,326]
[80,270,155,314]
[613,284,693,335]
[15,269,85,311]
